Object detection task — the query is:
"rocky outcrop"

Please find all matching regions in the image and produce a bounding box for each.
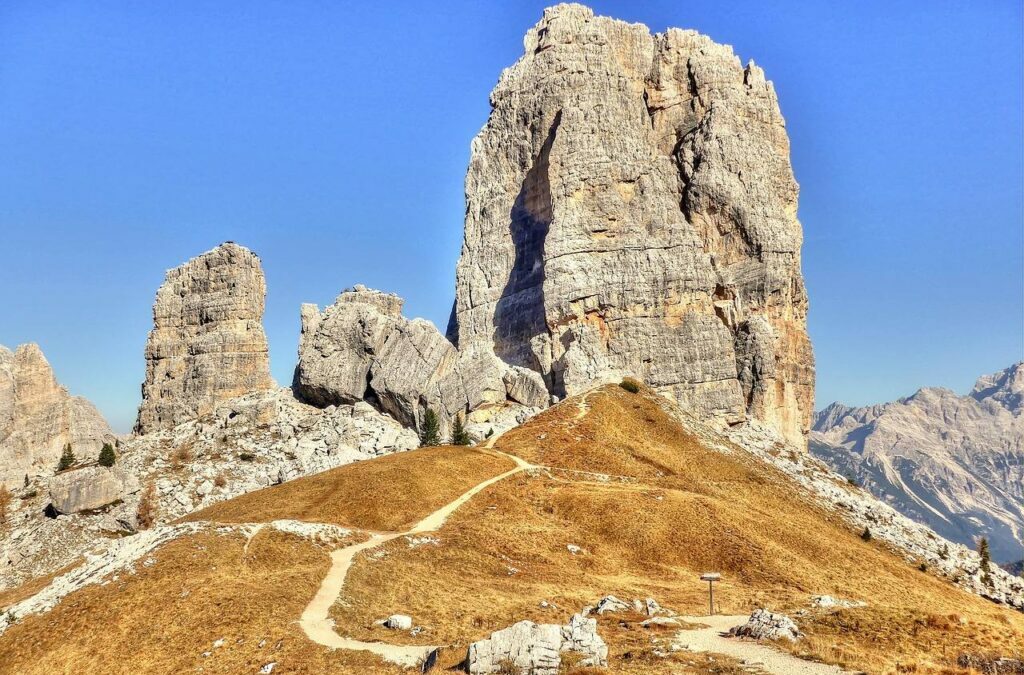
[0,343,115,488]
[811,363,1024,563]
[1,387,418,591]
[135,243,273,435]
[467,613,607,674]
[728,609,801,641]
[47,466,126,514]
[293,286,547,432]
[448,3,814,446]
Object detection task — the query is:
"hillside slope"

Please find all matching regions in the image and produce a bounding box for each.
[0,385,1021,674]
[812,363,1024,562]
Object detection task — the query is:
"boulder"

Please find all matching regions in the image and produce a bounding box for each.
[447,4,815,447]
[728,608,801,641]
[135,243,273,435]
[382,614,413,630]
[467,613,606,674]
[293,286,528,433]
[48,466,125,514]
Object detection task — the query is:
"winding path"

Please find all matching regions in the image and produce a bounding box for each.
[298,449,536,667]
[673,615,850,675]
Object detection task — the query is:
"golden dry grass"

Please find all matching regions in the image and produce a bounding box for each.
[329,386,1024,673]
[1,385,1021,674]
[0,527,411,674]
[184,444,513,531]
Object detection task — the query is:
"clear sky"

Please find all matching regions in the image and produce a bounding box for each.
[1,1,1021,432]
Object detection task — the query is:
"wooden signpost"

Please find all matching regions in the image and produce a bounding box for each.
[700,572,721,615]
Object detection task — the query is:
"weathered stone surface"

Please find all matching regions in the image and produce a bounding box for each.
[448,3,814,446]
[135,243,273,435]
[0,344,115,488]
[48,466,126,514]
[728,608,801,641]
[812,363,1024,563]
[467,613,606,674]
[293,286,533,432]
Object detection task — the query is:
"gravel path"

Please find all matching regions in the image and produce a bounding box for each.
[674,615,850,674]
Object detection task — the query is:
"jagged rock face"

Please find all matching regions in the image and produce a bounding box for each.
[293,286,547,431]
[811,363,1024,563]
[135,243,273,435]
[0,344,115,488]
[467,613,607,674]
[448,3,814,446]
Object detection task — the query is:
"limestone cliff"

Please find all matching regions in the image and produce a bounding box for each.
[135,243,274,435]
[448,4,814,445]
[0,343,115,487]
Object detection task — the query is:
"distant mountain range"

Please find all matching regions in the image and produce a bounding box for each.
[811,364,1024,563]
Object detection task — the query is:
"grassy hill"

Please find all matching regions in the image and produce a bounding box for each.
[0,385,1020,674]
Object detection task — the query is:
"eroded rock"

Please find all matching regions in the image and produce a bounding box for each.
[448,3,814,446]
[47,466,126,514]
[135,243,273,434]
[467,613,607,674]
[0,343,115,488]
[728,608,801,641]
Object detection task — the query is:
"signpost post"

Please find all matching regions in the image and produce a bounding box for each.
[700,573,721,615]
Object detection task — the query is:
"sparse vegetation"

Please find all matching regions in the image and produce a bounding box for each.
[0,484,11,525]
[918,561,928,572]
[861,526,872,541]
[619,377,641,393]
[57,444,76,472]
[451,414,470,446]
[978,536,992,585]
[239,452,256,462]
[213,474,227,488]
[136,482,157,530]
[98,443,116,467]
[170,445,192,469]
[419,408,440,447]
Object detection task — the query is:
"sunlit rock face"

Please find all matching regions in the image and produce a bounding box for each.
[0,343,115,487]
[448,3,814,446]
[135,242,274,435]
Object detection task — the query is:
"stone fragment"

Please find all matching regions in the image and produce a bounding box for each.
[728,608,801,641]
[135,243,273,434]
[448,3,814,446]
[383,614,413,630]
[467,613,606,674]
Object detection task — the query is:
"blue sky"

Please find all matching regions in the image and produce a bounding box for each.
[1,1,1021,432]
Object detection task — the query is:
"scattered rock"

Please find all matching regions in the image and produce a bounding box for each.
[728,609,801,641]
[383,614,413,631]
[467,613,606,674]
[810,595,865,609]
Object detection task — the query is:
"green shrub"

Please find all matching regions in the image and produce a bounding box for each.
[57,444,76,472]
[419,408,440,447]
[98,443,116,467]
[239,452,256,462]
[619,377,641,393]
[861,527,872,542]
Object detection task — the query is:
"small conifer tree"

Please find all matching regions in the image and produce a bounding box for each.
[978,537,992,585]
[419,408,440,447]
[861,526,872,542]
[98,443,116,467]
[451,414,471,446]
[57,444,76,472]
